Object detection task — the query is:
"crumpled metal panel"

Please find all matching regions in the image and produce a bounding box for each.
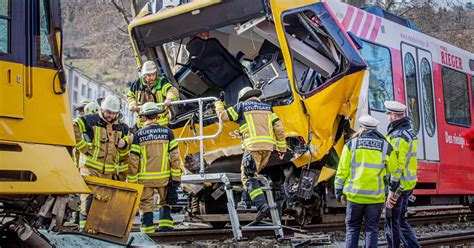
[82,176,143,245]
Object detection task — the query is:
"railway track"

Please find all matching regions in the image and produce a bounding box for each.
[144,212,474,244]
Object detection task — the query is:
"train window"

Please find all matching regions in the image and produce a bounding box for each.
[442,67,471,127]
[37,0,54,66]
[359,42,394,111]
[0,0,10,54]
[420,59,435,137]
[404,53,420,133]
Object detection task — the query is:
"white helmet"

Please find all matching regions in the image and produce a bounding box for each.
[101,95,121,113]
[84,101,100,115]
[141,61,158,76]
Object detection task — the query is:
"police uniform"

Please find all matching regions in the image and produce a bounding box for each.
[215,87,286,222]
[128,103,182,234]
[127,61,179,128]
[335,114,400,248]
[73,97,130,229]
[384,101,420,248]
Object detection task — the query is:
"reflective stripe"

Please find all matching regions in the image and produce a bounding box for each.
[131,144,141,154]
[245,114,257,138]
[335,183,344,189]
[243,137,275,146]
[161,144,169,172]
[76,118,86,133]
[127,175,138,183]
[352,162,385,170]
[171,168,181,177]
[271,113,278,122]
[401,175,417,181]
[227,107,238,121]
[158,219,174,228]
[402,130,415,177]
[391,174,400,182]
[276,140,286,148]
[344,187,385,196]
[140,145,147,173]
[137,171,170,180]
[249,188,264,200]
[335,177,345,184]
[239,123,248,133]
[117,163,128,172]
[215,101,224,110]
[118,149,128,158]
[140,226,155,233]
[92,126,101,160]
[76,138,87,150]
[80,155,116,172]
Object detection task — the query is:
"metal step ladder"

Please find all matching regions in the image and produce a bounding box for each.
[181,173,284,240]
[156,97,284,240]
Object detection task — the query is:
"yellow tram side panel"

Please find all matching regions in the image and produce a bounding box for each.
[0,63,89,194]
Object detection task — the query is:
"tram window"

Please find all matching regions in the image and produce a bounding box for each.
[404,53,420,133]
[442,67,471,127]
[420,58,435,137]
[0,0,10,54]
[37,0,54,66]
[359,42,394,111]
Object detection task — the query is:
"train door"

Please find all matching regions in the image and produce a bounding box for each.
[0,0,25,119]
[401,43,439,161]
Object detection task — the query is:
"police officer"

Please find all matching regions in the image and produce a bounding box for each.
[73,95,130,229]
[335,114,400,248]
[127,61,179,128]
[128,102,182,234]
[384,101,420,248]
[215,87,287,223]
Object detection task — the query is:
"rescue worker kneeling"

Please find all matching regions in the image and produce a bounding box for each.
[73,96,130,229]
[335,114,401,248]
[215,87,286,223]
[128,102,182,234]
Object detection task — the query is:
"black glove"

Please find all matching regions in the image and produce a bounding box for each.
[243,152,256,178]
[167,180,180,205]
[335,189,343,201]
[219,91,225,102]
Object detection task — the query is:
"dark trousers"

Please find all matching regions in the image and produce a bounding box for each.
[385,190,420,248]
[345,200,383,248]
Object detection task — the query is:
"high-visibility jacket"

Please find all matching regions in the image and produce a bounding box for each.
[335,130,400,204]
[386,117,418,191]
[128,121,182,187]
[127,76,179,127]
[215,97,287,152]
[73,112,130,174]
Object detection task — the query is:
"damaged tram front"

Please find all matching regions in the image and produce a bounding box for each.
[128,0,368,225]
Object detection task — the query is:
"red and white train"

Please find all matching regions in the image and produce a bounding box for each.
[327,0,474,206]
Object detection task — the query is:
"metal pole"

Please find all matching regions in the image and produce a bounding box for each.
[198,98,204,175]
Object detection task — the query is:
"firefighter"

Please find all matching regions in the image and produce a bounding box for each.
[384,101,421,248]
[127,60,179,129]
[73,95,130,229]
[83,101,100,115]
[335,114,400,248]
[214,87,287,223]
[74,99,91,117]
[128,102,182,234]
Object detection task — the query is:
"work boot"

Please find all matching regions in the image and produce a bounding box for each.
[157,206,174,232]
[255,204,270,222]
[140,212,155,234]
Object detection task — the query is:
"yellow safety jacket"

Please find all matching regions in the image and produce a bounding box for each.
[335,130,400,204]
[386,117,418,191]
[73,112,130,174]
[128,121,182,187]
[215,97,287,153]
[127,76,179,128]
